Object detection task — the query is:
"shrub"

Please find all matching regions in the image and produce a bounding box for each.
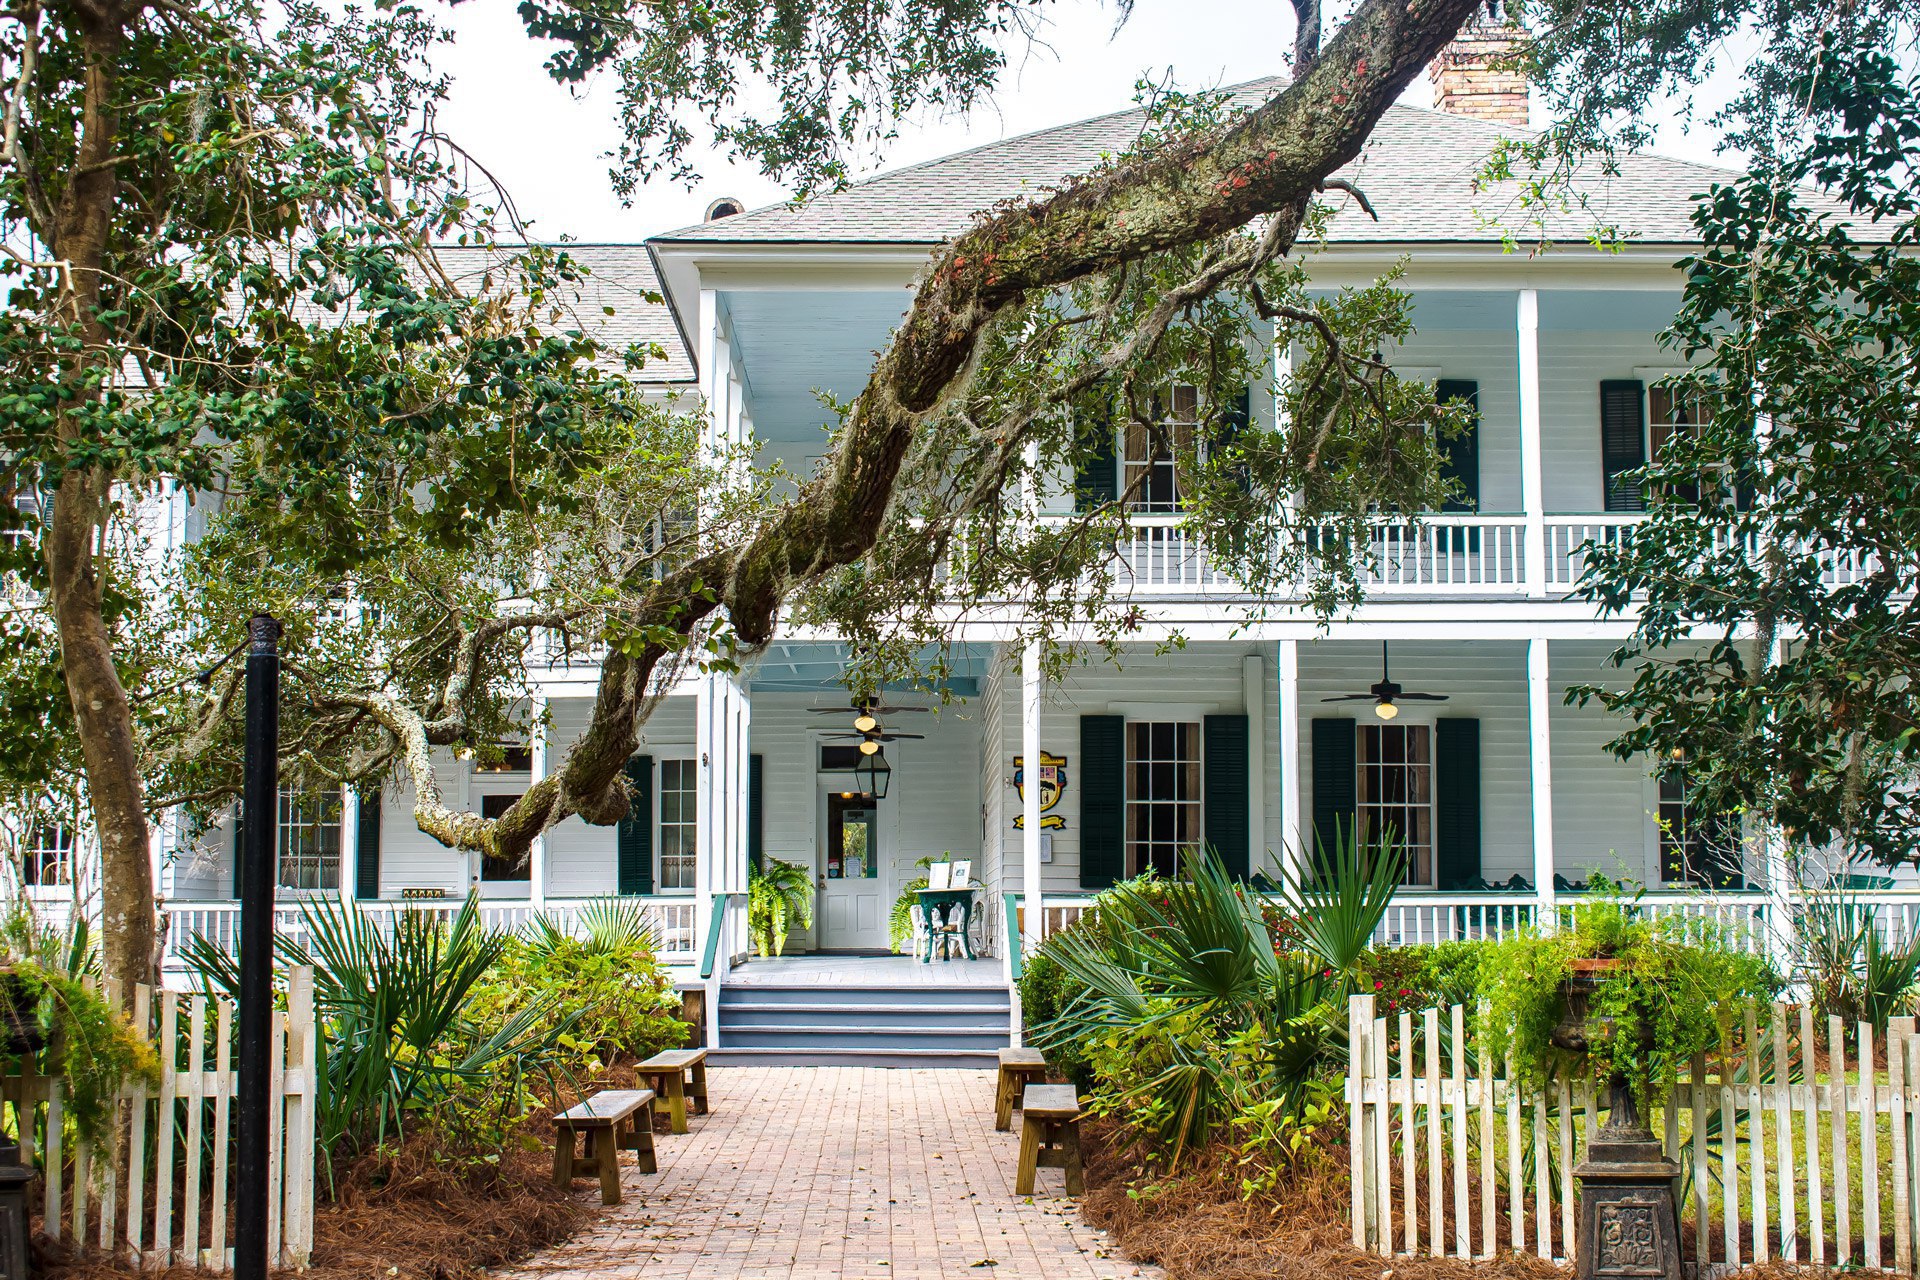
[1476,890,1780,1104]
[1016,948,1093,1087]
[468,923,687,1076]
[1354,941,1489,1018]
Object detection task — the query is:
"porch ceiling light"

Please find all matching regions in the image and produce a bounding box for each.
[853,712,879,734]
[858,737,881,756]
[856,749,891,799]
[1373,698,1400,721]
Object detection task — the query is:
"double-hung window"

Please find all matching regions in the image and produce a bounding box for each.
[23,815,74,887]
[1658,764,1743,889]
[1123,386,1199,513]
[278,789,342,891]
[657,758,698,890]
[1125,721,1201,878]
[1356,723,1435,887]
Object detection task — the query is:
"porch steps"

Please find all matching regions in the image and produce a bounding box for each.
[710,982,1013,1068]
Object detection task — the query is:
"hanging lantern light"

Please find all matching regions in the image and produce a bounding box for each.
[855,748,892,799]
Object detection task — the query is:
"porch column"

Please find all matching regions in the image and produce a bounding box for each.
[339,787,359,902]
[1517,289,1547,595]
[1021,641,1044,956]
[1277,639,1303,881]
[1244,654,1266,878]
[529,693,549,909]
[1526,637,1557,923]
[696,672,751,972]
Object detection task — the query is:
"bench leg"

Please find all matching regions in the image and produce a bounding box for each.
[552,1126,575,1190]
[1015,1114,1041,1196]
[690,1062,709,1116]
[589,1127,622,1205]
[633,1101,658,1175]
[994,1072,1014,1131]
[1062,1121,1084,1196]
[665,1071,688,1133]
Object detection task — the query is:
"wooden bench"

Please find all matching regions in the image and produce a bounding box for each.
[553,1088,657,1205]
[638,1047,710,1134]
[994,1047,1048,1131]
[1015,1084,1084,1196]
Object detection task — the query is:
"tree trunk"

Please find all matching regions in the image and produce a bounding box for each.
[44,10,155,994]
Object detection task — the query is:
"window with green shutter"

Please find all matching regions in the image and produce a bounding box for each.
[1600,379,1649,512]
[1434,719,1481,890]
[1202,714,1250,880]
[1310,718,1357,878]
[617,755,654,895]
[355,791,382,899]
[1078,715,1125,889]
[1435,379,1480,512]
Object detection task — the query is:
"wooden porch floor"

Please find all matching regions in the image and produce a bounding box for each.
[725,954,1006,988]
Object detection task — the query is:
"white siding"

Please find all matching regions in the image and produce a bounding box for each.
[1538,329,1679,514]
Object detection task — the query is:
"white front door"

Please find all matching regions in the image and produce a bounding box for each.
[817,790,889,950]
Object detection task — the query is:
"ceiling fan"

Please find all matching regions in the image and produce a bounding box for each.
[1321,642,1448,721]
[808,696,929,735]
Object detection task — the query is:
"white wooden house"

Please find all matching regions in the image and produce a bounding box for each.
[14,42,1897,1061]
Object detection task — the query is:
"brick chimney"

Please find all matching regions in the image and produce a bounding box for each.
[1429,7,1529,128]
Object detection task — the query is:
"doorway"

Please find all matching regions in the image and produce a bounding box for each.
[818,790,889,950]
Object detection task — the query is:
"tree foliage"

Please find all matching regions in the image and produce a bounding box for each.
[1574,24,1920,868]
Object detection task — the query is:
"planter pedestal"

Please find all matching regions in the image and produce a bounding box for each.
[1572,1074,1682,1280]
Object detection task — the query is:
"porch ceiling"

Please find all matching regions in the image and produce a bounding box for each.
[744,640,992,696]
[723,289,915,440]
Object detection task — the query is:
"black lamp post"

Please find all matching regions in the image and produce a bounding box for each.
[235,613,281,1280]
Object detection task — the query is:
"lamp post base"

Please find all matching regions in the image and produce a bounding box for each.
[1573,1077,1682,1280]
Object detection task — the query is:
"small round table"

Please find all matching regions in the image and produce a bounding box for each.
[915,886,979,962]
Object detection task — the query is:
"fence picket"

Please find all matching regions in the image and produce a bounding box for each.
[1506,1051,1524,1256]
[183,996,207,1266]
[1721,1062,1739,1265]
[266,1007,286,1267]
[1747,1006,1768,1264]
[287,968,317,1267]
[100,978,120,1253]
[1450,1004,1469,1260]
[1893,1029,1910,1276]
[1478,1041,1495,1257]
[209,998,234,1270]
[155,993,178,1268]
[1865,1021,1884,1271]
[1769,1005,1794,1262]
[1835,1016,1854,1265]
[1557,1080,1575,1258]
[1399,1011,1416,1255]
[127,983,152,1263]
[1424,1009,1442,1252]
[1374,1014,1392,1246]
[1691,1054,1710,1269]
[1348,995,1367,1249]
[44,1082,63,1243]
[1533,1091,1551,1260]
[1805,1004,1826,1266]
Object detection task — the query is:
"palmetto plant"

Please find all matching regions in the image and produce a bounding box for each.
[1031,838,1402,1162]
[1796,889,1920,1030]
[186,894,571,1155]
[523,894,661,957]
[749,859,816,957]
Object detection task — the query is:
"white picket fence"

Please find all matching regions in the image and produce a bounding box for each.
[1347,994,1920,1274]
[0,969,317,1269]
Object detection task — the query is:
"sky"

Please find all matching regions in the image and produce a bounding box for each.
[433,0,1750,245]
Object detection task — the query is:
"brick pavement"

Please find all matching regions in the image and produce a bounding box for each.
[517,1067,1160,1280]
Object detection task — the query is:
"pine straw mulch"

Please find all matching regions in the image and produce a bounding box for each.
[1076,1119,1852,1280]
[31,1105,629,1280]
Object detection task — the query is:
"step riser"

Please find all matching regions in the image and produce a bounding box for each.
[718,985,1008,1010]
[706,1050,999,1069]
[719,1029,1011,1051]
[721,1009,1010,1029]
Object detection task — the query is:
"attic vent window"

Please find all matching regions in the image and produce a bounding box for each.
[705,197,744,221]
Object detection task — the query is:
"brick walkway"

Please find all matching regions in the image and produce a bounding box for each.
[518,1067,1160,1280]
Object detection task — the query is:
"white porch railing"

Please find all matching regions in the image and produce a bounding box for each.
[1010,887,1920,961]
[157,895,700,982]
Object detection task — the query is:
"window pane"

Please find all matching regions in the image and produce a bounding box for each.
[1356,725,1435,887]
[1125,720,1202,879]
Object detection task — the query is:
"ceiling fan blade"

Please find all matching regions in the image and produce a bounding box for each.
[877,733,925,740]
[1320,694,1378,702]
[1396,693,1451,701]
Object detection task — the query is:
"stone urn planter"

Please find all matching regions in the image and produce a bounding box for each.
[1552,959,1682,1280]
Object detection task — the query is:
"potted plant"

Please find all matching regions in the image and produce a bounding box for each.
[747,859,815,957]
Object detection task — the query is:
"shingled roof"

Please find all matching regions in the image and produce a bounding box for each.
[651,77,1744,248]
[437,243,695,383]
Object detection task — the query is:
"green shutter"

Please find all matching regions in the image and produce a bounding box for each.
[1214,387,1253,492]
[747,753,764,872]
[1202,714,1251,879]
[1600,379,1648,513]
[354,790,382,900]
[1434,719,1482,890]
[1435,379,1480,512]
[1310,718,1357,877]
[617,755,654,895]
[1078,715,1126,889]
[1073,404,1116,509]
